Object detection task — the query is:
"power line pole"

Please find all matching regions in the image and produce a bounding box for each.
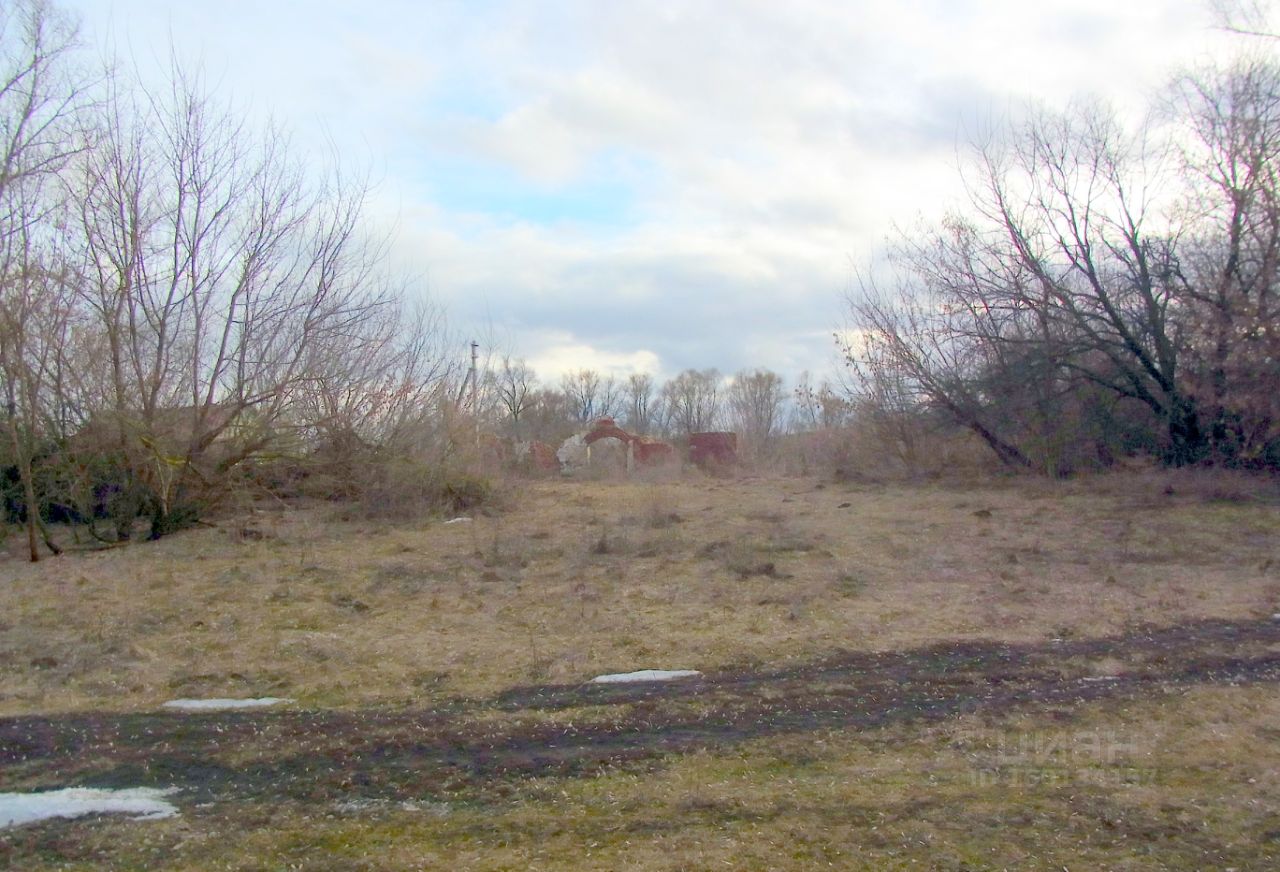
[470,341,480,447]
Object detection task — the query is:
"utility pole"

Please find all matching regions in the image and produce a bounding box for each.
[470,341,480,447]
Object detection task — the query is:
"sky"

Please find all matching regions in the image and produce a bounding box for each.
[63,0,1239,385]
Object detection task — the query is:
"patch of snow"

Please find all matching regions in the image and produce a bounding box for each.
[1080,676,1119,683]
[590,669,703,684]
[1272,613,1280,621]
[162,697,293,711]
[443,517,472,525]
[0,787,179,829]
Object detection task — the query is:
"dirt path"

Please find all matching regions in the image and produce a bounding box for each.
[3,617,1279,806]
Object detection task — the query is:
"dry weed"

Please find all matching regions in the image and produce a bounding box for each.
[0,471,1277,715]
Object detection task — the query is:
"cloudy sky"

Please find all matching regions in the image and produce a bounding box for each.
[64,0,1237,384]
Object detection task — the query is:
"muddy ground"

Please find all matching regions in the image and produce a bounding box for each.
[4,616,1278,810]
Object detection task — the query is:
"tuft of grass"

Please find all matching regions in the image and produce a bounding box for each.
[586,520,630,556]
[834,570,866,597]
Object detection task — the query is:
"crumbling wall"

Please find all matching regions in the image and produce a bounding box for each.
[582,418,675,468]
[513,440,559,472]
[556,434,589,472]
[689,432,737,468]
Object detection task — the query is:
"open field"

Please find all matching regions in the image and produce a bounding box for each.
[2,471,1280,869]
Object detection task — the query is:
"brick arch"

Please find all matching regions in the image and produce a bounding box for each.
[582,418,675,467]
[582,418,632,446]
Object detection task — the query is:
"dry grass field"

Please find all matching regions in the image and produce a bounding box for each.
[2,469,1280,869]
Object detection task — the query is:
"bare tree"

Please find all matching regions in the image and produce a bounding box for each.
[562,368,622,423]
[294,298,454,486]
[727,368,784,458]
[843,271,1037,469]
[1173,59,1280,464]
[561,368,598,423]
[68,61,400,537]
[791,371,822,432]
[624,372,657,435]
[1213,0,1280,39]
[847,99,1205,469]
[520,387,575,443]
[0,0,84,560]
[661,368,722,435]
[792,371,855,432]
[492,355,538,439]
[597,373,623,421]
[0,234,75,559]
[847,58,1280,472]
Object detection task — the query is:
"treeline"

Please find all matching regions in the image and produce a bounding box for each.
[844,55,1280,476]
[0,2,463,557]
[473,361,853,452]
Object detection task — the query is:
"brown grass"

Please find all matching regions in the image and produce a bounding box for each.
[1,471,1277,716]
[3,469,1280,869]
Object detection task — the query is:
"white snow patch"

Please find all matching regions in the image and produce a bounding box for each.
[162,697,293,711]
[1273,613,1280,621]
[1080,676,1118,683]
[443,517,472,525]
[590,669,703,684]
[0,787,178,829]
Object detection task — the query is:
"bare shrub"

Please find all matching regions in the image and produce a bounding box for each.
[777,418,998,483]
[338,457,494,521]
[1153,468,1280,505]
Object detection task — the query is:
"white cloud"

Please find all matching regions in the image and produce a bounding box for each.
[527,340,662,382]
[65,0,1239,386]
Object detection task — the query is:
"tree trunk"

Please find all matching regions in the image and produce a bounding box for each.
[6,412,40,561]
[1164,399,1207,467]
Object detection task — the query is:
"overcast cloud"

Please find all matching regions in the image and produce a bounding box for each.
[66,0,1235,382]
